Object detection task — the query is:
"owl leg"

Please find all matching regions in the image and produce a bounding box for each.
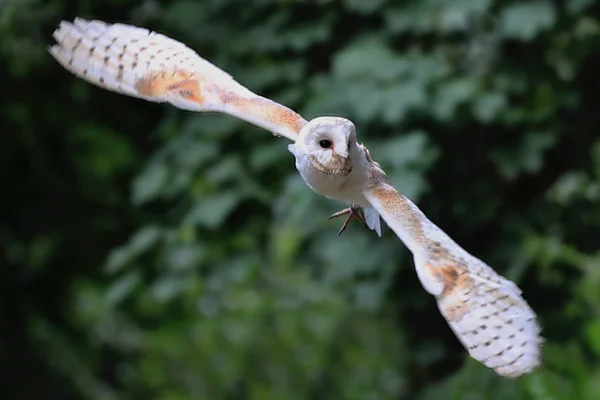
[328,205,368,236]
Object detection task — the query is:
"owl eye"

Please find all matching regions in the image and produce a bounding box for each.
[319,139,332,149]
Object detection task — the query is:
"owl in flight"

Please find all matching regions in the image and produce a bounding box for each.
[49,18,543,378]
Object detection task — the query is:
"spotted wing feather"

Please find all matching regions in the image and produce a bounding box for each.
[363,182,542,377]
[49,18,306,140]
[431,257,542,377]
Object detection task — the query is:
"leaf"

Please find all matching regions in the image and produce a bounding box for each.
[586,319,600,357]
[384,5,435,35]
[132,162,170,205]
[369,131,436,169]
[130,225,163,254]
[567,0,596,14]
[105,225,162,273]
[546,171,590,205]
[151,276,189,303]
[437,0,496,33]
[353,282,387,311]
[333,37,409,83]
[489,131,557,180]
[342,0,387,15]
[105,271,141,307]
[500,1,557,41]
[172,138,219,170]
[344,82,386,122]
[385,0,494,34]
[249,141,291,171]
[432,78,478,121]
[182,191,243,228]
[163,244,205,272]
[472,92,507,123]
[205,155,244,184]
[380,80,427,123]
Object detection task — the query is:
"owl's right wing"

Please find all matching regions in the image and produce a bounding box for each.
[49,18,306,141]
[362,181,543,378]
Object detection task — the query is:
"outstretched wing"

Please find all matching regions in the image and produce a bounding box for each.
[363,182,542,378]
[49,18,306,141]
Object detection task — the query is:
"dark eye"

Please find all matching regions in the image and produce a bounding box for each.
[319,139,332,149]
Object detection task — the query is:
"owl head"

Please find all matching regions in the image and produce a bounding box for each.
[289,116,357,174]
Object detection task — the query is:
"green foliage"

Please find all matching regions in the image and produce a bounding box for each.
[3,0,600,399]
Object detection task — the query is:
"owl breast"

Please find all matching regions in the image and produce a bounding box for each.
[296,156,342,198]
[294,154,370,207]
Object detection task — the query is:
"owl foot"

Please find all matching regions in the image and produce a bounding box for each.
[328,205,368,236]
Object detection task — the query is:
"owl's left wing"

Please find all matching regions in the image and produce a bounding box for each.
[49,18,306,141]
[362,181,543,378]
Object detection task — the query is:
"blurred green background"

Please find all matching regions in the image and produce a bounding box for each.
[2,0,600,399]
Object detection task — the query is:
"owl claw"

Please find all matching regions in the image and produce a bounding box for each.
[328,205,368,236]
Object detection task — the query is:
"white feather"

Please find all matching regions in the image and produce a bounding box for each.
[363,206,382,237]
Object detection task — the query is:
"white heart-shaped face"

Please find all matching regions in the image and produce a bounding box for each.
[294,116,356,174]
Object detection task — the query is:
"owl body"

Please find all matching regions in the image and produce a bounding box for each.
[290,142,372,205]
[289,117,382,234]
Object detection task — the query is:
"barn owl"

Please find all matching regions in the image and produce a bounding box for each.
[49,18,543,377]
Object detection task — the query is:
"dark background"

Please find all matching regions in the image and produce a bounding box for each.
[2,0,600,399]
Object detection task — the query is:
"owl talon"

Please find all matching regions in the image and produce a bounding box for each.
[328,205,367,236]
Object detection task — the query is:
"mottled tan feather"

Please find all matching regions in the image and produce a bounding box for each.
[363,176,542,378]
[49,18,306,140]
